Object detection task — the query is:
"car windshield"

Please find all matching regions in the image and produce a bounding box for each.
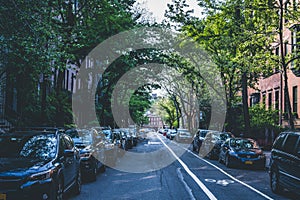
[205,132,221,141]
[220,133,233,141]
[77,130,93,146]
[103,130,112,139]
[65,129,79,138]
[200,130,210,137]
[230,139,259,149]
[0,134,57,161]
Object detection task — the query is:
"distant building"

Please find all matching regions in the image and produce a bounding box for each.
[144,112,163,130]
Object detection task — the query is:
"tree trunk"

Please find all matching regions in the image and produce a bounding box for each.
[279,0,295,130]
[242,72,251,136]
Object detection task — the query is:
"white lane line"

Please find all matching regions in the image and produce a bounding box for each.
[186,148,274,200]
[177,168,196,200]
[157,136,217,200]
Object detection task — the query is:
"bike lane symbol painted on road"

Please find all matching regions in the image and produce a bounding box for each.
[205,179,235,186]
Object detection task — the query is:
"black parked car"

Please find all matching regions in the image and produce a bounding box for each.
[192,129,217,152]
[112,129,124,150]
[0,128,81,200]
[166,129,177,140]
[129,128,138,146]
[200,131,234,159]
[92,127,118,167]
[269,131,300,195]
[67,129,105,182]
[219,138,266,169]
[120,128,133,150]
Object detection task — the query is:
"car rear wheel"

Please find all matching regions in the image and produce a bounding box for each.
[54,177,64,200]
[90,166,97,182]
[270,169,283,194]
[73,170,81,195]
[218,155,223,163]
[225,155,232,168]
[192,143,196,151]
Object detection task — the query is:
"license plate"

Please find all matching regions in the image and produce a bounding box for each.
[245,161,253,165]
[0,193,6,200]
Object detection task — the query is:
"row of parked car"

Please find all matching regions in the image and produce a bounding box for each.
[159,128,193,143]
[190,129,300,196]
[0,126,140,200]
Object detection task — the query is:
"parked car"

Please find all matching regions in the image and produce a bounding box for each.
[112,129,124,150]
[166,129,177,140]
[92,127,118,167]
[139,128,150,139]
[174,129,193,143]
[158,128,168,136]
[269,131,300,195]
[120,128,133,150]
[200,131,235,159]
[129,128,138,146]
[0,128,81,200]
[219,138,266,169]
[192,129,217,152]
[68,129,105,181]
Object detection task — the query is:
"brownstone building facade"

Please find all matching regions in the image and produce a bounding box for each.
[248,10,300,128]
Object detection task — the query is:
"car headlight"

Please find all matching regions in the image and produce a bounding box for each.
[29,169,54,181]
[229,151,238,157]
[80,152,92,158]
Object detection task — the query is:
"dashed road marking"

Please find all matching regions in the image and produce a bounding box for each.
[177,168,196,200]
[158,135,217,200]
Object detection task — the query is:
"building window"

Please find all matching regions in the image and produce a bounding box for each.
[293,86,298,115]
[250,93,260,107]
[275,46,280,56]
[268,92,272,109]
[262,93,266,108]
[284,42,288,56]
[291,25,300,68]
[275,90,280,110]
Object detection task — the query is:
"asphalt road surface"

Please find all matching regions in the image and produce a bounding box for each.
[67,131,299,200]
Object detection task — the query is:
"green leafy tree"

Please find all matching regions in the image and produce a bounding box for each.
[156,97,178,128]
[166,0,277,136]
[1,0,141,127]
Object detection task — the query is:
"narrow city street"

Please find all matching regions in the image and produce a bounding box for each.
[68,131,297,200]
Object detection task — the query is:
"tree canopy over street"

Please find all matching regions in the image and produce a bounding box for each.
[1,0,299,135]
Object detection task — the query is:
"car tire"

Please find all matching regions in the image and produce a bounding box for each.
[225,155,232,168]
[90,166,97,182]
[99,164,106,173]
[192,144,196,151]
[207,152,213,160]
[218,155,222,163]
[53,177,64,200]
[124,141,128,151]
[270,169,283,194]
[73,170,81,195]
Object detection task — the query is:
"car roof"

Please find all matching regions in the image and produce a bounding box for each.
[1,130,59,138]
[281,131,300,135]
